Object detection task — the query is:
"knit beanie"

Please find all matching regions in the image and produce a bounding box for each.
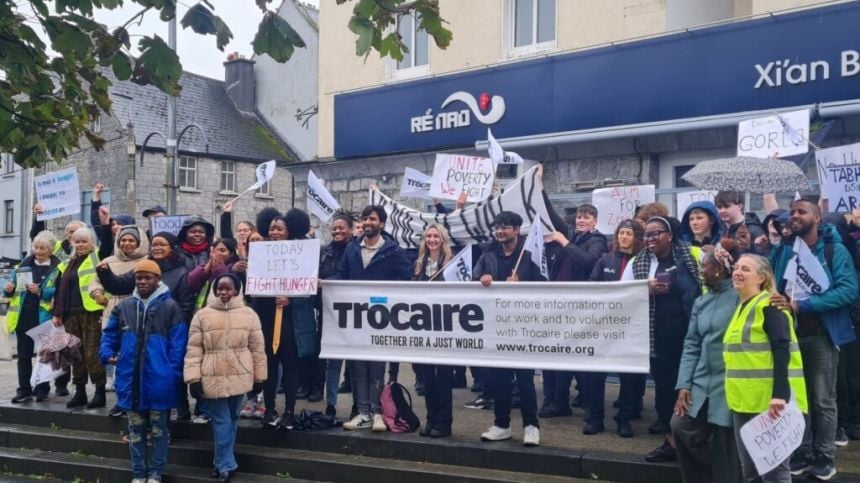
[134,259,162,275]
[118,226,141,245]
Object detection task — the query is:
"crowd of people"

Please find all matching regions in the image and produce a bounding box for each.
[2,179,860,483]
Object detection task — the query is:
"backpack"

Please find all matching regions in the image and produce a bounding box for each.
[380,382,420,433]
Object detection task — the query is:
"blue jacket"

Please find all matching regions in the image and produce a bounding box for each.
[335,233,412,281]
[679,201,722,246]
[771,224,858,346]
[99,283,188,411]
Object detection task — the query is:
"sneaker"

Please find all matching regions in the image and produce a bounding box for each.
[807,460,837,481]
[132,479,147,483]
[648,420,667,435]
[848,421,860,440]
[308,387,323,403]
[616,419,634,438]
[372,414,387,432]
[464,396,493,410]
[277,413,295,431]
[254,404,266,420]
[54,386,70,397]
[539,402,572,418]
[480,425,512,442]
[105,377,115,393]
[11,391,32,404]
[343,414,372,430]
[34,393,49,402]
[108,405,125,417]
[523,425,540,447]
[644,442,677,462]
[582,421,605,435]
[790,455,815,476]
[296,386,311,400]
[191,413,210,424]
[835,427,849,447]
[240,399,258,418]
[262,410,280,428]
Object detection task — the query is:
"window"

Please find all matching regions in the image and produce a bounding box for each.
[90,114,101,134]
[508,0,556,54]
[178,156,198,189]
[3,154,13,174]
[220,161,236,192]
[80,189,110,226]
[257,180,270,196]
[4,201,13,234]
[396,14,429,71]
[674,165,695,188]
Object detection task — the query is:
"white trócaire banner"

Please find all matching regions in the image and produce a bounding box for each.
[592,185,655,235]
[246,239,321,296]
[320,280,650,372]
[739,400,805,476]
[150,215,190,237]
[442,246,472,282]
[371,165,554,249]
[428,153,495,202]
[737,109,809,158]
[34,168,81,221]
[815,142,860,212]
[676,190,718,217]
[784,236,830,300]
[307,170,341,222]
[399,167,433,199]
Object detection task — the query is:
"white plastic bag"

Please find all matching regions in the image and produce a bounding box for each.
[27,323,68,386]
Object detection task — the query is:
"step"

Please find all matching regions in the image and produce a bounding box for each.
[0,402,680,482]
[0,424,602,483]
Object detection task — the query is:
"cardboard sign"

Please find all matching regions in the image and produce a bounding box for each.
[150,215,190,237]
[737,109,809,158]
[739,401,805,476]
[246,239,321,296]
[34,168,80,221]
[676,190,718,217]
[592,185,655,235]
[399,167,432,199]
[428,153,495,202]
[816,142,860,212]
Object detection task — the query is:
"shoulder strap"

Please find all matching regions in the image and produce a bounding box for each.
[824,242,835,270]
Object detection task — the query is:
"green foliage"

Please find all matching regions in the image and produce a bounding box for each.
[1,0,450,167]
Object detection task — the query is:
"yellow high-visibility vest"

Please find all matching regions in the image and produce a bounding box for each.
[57,252,105,313]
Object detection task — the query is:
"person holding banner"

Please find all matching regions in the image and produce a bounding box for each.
[768,198,858,480]
[585,220,646,438]
[475,211,544,447]
[412,224,455,438]
[623,216,702,462]
[670,242,744,483]
[4,231,61,403]
[334,205,412,432]
[51,227,107,409]
[725,253,807,483]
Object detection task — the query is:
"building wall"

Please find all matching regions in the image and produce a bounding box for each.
[255,0,319,161]
[0,159,28,259]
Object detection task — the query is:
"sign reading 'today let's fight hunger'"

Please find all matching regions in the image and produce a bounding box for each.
[246,239,321,297]
[320,280,650,372]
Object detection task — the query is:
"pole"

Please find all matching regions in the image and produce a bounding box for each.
[166,17,178,215]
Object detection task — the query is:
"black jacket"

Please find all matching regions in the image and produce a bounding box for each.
[96,255,195,323]
[473,237,544,282]
[590,251,633,282]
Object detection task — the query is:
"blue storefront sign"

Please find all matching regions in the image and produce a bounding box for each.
[334,2,860,159]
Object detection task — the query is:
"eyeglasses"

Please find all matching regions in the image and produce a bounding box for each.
[644,230,668,240]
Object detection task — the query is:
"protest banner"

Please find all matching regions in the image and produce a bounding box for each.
[307,170,341,222]
[320,279,650,372]
[441,246,472,282]
[399,167,432,199]
[739,400,805,476]
[371,165,554,249]
[592,185,655,235]
[737,109,809,158]
[816,142,860,212]
[34,168,81,221]
[246,239,321,296]
[150,215,190,237]
[676,190,718,217]
[428,153,495,203]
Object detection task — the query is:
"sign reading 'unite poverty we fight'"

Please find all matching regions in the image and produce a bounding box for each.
[429,153,495,203]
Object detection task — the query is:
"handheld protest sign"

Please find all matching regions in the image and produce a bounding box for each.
[816,142,860,212]
[34,168,81,221]
[246,239,321,297]
[428,153,495,203]
[737,109,809,158]
[150,215,190,237]
[592,185,655,235]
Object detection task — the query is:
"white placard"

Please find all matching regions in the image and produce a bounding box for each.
[592,185,655,235]
[739,400,805,476]
[737,109,809,158]
[307,170,341,223]
[246,239,321,296]
[34,168,81,221]
[816,142,860,212]
[321,280,650,373]
[428,153,495,203]
[399,167,432,199]
[676,190,718,217]
[150,215,190,237]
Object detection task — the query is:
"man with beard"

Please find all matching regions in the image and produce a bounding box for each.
[770,198,858,481]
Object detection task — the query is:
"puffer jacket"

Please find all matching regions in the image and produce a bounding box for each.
[89,226,149,326]
[184,293,267,399]
[99,283,188,411]
[679,201,722,246]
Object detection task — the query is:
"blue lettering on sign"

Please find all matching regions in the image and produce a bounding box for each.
[335,2,860,158]
[370,296,388,304]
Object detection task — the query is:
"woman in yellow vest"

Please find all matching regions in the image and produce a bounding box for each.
[51,227,106,409]
[4,231,61,403]
[724,253,807,482]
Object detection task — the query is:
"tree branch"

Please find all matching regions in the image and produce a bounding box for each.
[122,6,152,30]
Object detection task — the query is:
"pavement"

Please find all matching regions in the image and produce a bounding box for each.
[1,334,860,480]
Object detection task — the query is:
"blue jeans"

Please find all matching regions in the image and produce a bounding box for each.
[202,395,245,474]
[796,334,839,463]
[325,359,343,407]
[127,410,170,480]
[350,360,385,415]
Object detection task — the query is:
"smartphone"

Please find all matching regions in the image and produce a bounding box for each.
[656,271,671,289]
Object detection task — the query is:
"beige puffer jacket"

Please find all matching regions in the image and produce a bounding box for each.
[184,293,267,399]
[89,225,149,327]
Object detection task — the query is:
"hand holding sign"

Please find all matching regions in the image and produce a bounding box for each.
[428,153,495,203]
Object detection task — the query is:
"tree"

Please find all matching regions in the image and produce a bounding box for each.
[0,0,452,167]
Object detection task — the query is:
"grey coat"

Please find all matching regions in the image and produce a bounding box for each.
[675,278,739,428]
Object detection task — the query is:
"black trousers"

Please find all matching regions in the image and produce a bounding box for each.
[264,344,300,416]
[416,364,453,430]
[651,355,681,433]
[542,370,574,406]
[838,338,860,427]
[579,372,647,424]
[491,368,538,429]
